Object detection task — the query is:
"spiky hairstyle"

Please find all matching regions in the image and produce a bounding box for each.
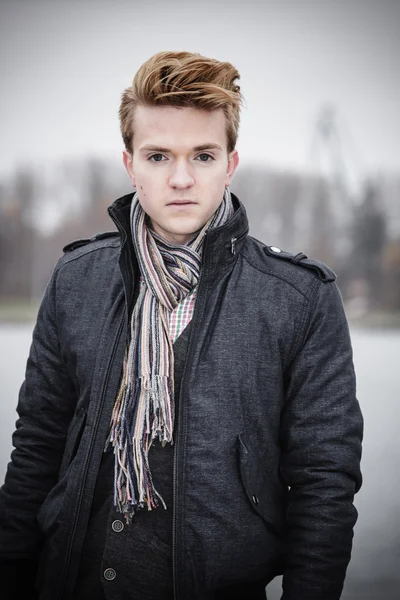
[119,51,242,153]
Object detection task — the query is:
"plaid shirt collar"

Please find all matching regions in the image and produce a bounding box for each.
[169,287,197,343]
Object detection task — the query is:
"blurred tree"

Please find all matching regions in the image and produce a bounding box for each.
[380,239,400,311]
[232,167,305,250]
[232,166,273,243]
[0,168,37,300]
[83,158,118,234]
[351,180,387,310]
[308,176,337,266]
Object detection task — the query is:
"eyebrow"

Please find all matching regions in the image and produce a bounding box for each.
[139,143,223,153]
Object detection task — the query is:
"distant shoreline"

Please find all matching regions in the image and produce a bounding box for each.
[347,311,400,330]
[0,302,40,324]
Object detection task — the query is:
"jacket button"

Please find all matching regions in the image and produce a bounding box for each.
[112,519,124,532]
[104,568,116,581]
[252,494,259,505]
[270,246,281,253]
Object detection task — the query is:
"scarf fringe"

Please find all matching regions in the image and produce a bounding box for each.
[109,373,173,523]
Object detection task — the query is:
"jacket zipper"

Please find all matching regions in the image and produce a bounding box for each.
[58,313,125,599]
[230,228,248,255]
[172,232,210,600]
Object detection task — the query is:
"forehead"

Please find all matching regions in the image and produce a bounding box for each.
[132,105,227,151]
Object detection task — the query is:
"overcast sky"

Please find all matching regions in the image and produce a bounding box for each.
[0,0,399,181]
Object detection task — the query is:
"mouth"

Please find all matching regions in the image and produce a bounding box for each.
[167,199,197,206]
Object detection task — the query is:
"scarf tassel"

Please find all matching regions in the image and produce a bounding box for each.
[111,374,173,523]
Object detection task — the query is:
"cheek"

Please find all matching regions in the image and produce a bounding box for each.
[204,176,227,199]
[132,162,153,186]
[136,182,160,214]
[204,165,229,189]
[134,172,156,198]
[137,168,164,189]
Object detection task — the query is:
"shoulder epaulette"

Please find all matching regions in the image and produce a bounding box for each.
[63,231,119,253]
[264,245,336,282]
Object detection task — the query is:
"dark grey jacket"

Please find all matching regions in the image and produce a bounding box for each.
[0,193,363,600]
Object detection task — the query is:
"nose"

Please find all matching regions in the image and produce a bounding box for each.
[168,159,195,189]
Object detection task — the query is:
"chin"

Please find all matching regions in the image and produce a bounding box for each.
[168,219,204,237]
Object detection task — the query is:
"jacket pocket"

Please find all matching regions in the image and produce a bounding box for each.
[58,406,87,480]
[36,407,87,536]
[237,431,286,534]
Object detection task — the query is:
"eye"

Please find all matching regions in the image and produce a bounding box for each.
[149,153,166,162]
[197,153,213,162]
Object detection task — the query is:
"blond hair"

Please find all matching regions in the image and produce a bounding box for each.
[119,51,242,153]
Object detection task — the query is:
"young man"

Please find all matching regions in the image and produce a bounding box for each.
[0,51,363,600]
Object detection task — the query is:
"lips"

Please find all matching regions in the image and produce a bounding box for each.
[167,200,197,205]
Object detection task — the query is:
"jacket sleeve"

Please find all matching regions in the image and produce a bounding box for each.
[279,280,363,600]
[0,264,77,596]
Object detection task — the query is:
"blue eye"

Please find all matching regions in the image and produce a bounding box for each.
[197,153,213,162]
[149,154,165,162]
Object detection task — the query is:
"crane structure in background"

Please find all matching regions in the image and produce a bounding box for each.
[309,104,388,312]
[310,104,368,208]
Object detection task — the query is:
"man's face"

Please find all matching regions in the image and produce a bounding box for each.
[123,105,239,245]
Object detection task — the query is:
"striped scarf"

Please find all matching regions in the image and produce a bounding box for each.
[108,188,234,522]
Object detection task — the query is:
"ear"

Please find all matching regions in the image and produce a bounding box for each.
[225,149,239,186]
[122,150,136,187]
